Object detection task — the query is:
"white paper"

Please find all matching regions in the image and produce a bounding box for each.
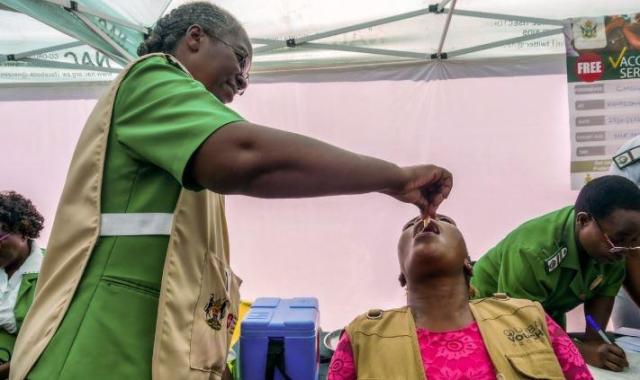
[616,327,640,338]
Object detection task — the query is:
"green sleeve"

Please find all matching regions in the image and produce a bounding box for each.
[0,331,15,362]
[595,262,625,297]
[14,274,38,331]
[496,248,550,304]
[470,250,499,298]
[0,274,38,362]
[113,56,244,189]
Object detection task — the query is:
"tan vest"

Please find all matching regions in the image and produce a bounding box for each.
[10,54,240,380]
[346,296,565,380]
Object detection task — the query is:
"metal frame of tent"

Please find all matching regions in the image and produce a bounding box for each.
[0,0,154,77]
[251,0,564,61]
[1,0,568,79]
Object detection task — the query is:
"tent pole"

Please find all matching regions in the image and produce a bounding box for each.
[450,9,564,26]
[252,39,288,54]
[255,6,443,55]
[437,0,452,12]
[299,42,427,59]
[447,27,563,58]
[252,38,283,45]
[13,41,84,60]
[253,42,287,54]
[19,57,121,73]
[41,0,150,32]
[254,7,433,55]
[296,7,432,45]
[74,11,135,62]
[436,0,457,58]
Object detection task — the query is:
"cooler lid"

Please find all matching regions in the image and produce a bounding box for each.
[242,297,319,336]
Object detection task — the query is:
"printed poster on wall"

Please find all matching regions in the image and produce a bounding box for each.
[565,13,640,189]
[0,45,120,84]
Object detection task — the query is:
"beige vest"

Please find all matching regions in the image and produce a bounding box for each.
[346,296,565,380]
[10,54,240,380]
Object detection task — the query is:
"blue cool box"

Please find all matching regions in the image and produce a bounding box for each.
[240,297,319,380]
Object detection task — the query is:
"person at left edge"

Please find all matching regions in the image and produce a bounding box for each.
[472,175,640,372]
[0,192,44,380]
[9,3,453,380]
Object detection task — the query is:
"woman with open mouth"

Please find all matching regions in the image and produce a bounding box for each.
[328,215,592,380]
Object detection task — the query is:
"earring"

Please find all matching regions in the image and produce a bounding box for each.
[468,285,477,299]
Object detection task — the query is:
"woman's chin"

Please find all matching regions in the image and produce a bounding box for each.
[412,243,443,259]
[212,88,234,104]
[413,236,442,253]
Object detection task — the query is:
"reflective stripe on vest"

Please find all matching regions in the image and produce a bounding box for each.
[99,213,173,236]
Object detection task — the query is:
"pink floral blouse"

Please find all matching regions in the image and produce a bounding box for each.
[328,315,593,380]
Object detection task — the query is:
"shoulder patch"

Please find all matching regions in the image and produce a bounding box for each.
[544,247,568,273]
[613,145,640,169]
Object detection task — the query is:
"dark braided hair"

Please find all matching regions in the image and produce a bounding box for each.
[0,191,44,239]
[138,2,243,56]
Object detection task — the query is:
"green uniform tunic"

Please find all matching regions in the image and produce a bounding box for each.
[471,206,626,327]
[0,246,42,364]
[28,56,243,380]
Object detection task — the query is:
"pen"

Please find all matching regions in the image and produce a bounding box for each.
[586,314,612,344]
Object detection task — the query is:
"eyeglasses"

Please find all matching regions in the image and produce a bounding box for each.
[210,34,251,81]
[0,233,10,244]
[593,218,640,255]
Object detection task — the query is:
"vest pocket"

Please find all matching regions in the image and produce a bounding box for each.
[189,254,240,374]
[506,350,564,379]
[102,276,160,298]
[60,276,160,379]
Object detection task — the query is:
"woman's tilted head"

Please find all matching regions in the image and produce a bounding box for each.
[397,214,472,288]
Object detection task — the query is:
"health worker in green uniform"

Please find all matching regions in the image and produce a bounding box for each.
[609,135,640,331]
[14,3,453,380]
[0,192,44,380]
[471,175,640,372]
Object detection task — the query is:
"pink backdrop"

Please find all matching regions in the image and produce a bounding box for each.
[1,73,585,330]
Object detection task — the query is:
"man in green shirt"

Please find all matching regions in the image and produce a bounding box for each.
[609,135,640,330]
[471,175,640,372]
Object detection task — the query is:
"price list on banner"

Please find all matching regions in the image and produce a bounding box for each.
[565,13,640,189]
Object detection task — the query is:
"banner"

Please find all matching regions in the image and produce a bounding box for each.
[0,45,120,84]
[566,13,640,189]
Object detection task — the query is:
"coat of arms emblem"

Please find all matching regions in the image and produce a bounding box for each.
[204,293,230,330]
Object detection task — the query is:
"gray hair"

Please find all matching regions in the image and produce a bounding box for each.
[137,2,242,56]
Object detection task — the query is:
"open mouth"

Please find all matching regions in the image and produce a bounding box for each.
[416,219,440,236]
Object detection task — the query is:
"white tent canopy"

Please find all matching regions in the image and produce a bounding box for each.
[0,0,169,84]
[2,0,639,84]
[0,10,121,84]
